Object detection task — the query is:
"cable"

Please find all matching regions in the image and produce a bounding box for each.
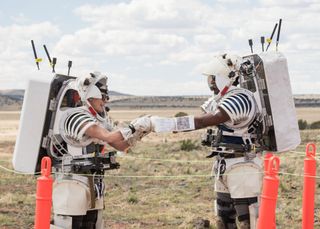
[118,155,211,163]
[0,165,40,175]
[2,163,320,180]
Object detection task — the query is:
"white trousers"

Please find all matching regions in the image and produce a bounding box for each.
[214,154,263,199]
[51,174,104,228]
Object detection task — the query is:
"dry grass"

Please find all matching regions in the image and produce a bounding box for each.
[295,107,320,123]
[0,108,320,228]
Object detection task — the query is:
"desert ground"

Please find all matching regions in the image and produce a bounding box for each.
[0,108,320,228]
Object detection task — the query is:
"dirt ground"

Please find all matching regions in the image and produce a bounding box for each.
[0,108,320,228]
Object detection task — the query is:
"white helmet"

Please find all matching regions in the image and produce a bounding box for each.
[76,72,109,120]
[76,72,108,101]
[85,85,102,100]
[202,54,243,94]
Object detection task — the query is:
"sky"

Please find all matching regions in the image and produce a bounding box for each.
[0,0,319,95]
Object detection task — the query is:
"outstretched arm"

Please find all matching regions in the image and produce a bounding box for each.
[85,115,153,151]
[85,125,130,151]
[194,108,230,129]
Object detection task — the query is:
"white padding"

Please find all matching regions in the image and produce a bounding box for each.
[226,162,263,198]
[259,52,301,152]
[12,77,51,173]
[52,179,91,215]
[214,156,263,198]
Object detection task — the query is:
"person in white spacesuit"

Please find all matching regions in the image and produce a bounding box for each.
[196,54,262,229]
[50,73,153,229]
[151,54,263,229]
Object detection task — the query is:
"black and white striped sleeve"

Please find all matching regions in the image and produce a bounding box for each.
[64,110,96,141]
[218,92,255,125]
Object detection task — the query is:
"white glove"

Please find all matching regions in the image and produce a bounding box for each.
[130,115,154,134]
[119,115,154,146]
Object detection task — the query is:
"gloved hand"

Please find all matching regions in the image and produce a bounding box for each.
[130,115,154,134]
[120,115,154,146]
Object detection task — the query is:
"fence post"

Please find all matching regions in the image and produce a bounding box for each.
[34,157,53,229]
[258,155,280,229]
[302,143,317,229]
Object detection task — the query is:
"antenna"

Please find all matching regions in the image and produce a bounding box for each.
[261,36,265,52]
[248,39,253,53]
[52,58,57,73]
[43,45,57,73]
[276,18,282,51]
[67,61,72,76]
[31,40,42,70]
[266,23,278,51]
[43,45,52,64]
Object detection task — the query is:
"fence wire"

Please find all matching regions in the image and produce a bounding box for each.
[0,149,319,179]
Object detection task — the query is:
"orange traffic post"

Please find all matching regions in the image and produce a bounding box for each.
[258,155,280,229]
[302,143,317,229]
[263,151,275,225]
[264,152,273,175]
[34,157,53,229]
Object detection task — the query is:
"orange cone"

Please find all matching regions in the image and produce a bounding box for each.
[34,157,53,229]
[302,143,317,229]
[258,156,280,229]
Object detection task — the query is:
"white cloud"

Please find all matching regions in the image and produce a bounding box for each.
[0,0,319,95]
[0,22,61,89]
[259,0,318,7]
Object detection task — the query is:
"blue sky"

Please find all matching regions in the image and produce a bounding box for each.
[0,0,319,95]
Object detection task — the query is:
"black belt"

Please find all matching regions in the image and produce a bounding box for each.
[206,151,246,159]
[218,152,246,159]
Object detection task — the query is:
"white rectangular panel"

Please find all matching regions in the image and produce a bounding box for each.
[260,52,301,152]
[12,78,51,173]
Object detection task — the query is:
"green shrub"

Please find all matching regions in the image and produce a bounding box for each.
[127,194,138,204]
[298,119,308,130]
[180,139,198,151]
[174,112,188,117]
[310,120,320,129]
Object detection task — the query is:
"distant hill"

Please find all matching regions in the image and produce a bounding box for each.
[0,89,132,110]
[0,90,23,110]
[108,96,208,108]
[108,91,131,96]
[0,89,129,98]
[0,89,319,110]
[0,89,24,101]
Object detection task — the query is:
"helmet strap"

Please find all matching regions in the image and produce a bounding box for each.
[219,77,237,97]
[86,100,97,116]
[88,106,97,116]
[220,86,229,96]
